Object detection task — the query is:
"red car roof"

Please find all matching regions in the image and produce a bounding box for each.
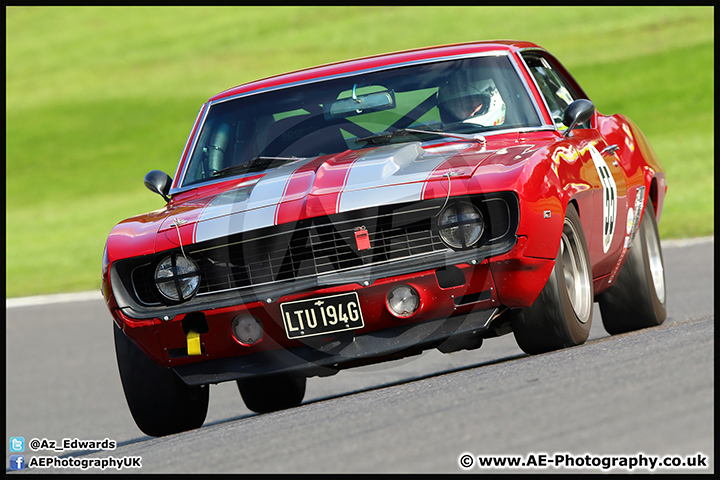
[209,40,543,102]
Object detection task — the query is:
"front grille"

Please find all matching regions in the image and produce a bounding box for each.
[127,194,516,306]
[194,201,449,296]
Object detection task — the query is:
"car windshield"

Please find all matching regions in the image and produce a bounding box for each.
[181,54,542,187]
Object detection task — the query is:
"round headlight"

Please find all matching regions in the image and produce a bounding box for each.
[154,254,200,302]
[437,201,484,249]
[386,284,421,318]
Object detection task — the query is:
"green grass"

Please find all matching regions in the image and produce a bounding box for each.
[6,6,714,297]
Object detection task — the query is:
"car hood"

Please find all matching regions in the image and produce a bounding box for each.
[187,142,491,244]
[109,136,547,258]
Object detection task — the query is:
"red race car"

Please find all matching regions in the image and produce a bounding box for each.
[103,40,667,436]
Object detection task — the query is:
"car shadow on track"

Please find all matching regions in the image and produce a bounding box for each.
[202,316,699,430]
[203,352,529,428]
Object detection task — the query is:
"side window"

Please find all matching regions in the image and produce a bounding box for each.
[522,53,587,130]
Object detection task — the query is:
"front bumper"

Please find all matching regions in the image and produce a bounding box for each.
[109,244,555,386]
[110,257,505,368]
[173,306,499,385]
[105,190,556,384]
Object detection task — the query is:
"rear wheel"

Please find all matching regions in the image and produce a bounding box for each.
[114,324,208,437]
[510,205,593,354]
[237,373,306,414]
[598,202,666,333]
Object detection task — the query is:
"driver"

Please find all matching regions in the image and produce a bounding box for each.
[437,78,506,126]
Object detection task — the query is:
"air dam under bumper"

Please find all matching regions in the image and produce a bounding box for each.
[173,306,498,386]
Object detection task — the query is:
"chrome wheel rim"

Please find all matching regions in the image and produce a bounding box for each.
[644,214,666,304]
[561,218,592,323]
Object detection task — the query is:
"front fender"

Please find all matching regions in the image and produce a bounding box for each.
[516,154,565,259]
[488,142,594,308]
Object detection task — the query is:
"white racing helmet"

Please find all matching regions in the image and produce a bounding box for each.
[437,78,506,127]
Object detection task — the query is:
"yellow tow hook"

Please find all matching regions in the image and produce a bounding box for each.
[186,329,202,356]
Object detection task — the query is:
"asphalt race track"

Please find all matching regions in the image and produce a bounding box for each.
[6,238,714,474]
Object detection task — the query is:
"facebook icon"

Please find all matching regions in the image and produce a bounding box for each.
[10,455,25,471]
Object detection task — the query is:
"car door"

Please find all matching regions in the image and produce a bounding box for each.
[521,50,628,279]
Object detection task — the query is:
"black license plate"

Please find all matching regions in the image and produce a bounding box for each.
[280,292,364,339]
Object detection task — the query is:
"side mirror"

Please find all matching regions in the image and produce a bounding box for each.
[562,99,595,137]
[143,170,172,202]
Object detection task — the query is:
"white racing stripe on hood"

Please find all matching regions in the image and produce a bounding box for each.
[338,143,452,212]
[195,144,454,242]
[195,158,313,243]
[196,205,278,243]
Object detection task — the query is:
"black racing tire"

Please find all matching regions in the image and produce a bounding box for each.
[509,204,593,354]
[237,373,306,414]
[114,323,209,437]
[598,202,666,334]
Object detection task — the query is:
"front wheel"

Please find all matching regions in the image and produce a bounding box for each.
[114,324,209,437]
[598,202,666,334]
[509,205,593,354]
[237,373,306,414]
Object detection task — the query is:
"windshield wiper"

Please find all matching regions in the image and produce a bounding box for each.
[211,156,302,178]
[354,127,485,145]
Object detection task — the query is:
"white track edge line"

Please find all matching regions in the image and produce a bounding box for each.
[6,236,713,309]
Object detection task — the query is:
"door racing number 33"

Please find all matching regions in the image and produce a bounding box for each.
[588,143,618,253]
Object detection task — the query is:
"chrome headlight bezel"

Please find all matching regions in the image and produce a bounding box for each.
[154,254,201,303]
[437,201,485,250]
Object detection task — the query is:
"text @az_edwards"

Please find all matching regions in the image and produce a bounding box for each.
[27,437,116,452]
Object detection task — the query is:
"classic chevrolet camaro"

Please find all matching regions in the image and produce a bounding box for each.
[103,40,667,436]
